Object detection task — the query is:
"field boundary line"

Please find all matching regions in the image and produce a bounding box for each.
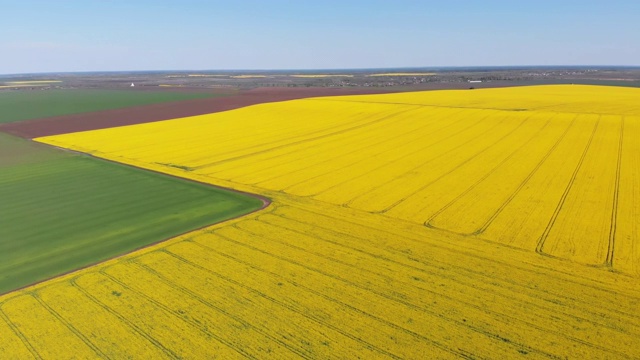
[0,87,408,139]
[0,140,271,298]
[41,141,272,208]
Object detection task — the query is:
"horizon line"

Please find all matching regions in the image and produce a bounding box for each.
[2,65,640,77]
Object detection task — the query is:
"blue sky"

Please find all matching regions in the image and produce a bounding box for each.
[1,0,639,74]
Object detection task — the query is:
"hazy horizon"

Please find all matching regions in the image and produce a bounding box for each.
[2,0,639,75]
[4,65,640,78]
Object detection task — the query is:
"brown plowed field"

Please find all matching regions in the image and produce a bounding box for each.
[0,81,541,139]
[0,87,402,138]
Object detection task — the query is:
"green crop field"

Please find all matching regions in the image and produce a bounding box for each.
[0,89,220,124]
[0,133,263,294]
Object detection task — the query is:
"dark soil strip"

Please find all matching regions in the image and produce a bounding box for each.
[0,82,544,139]
[0,87,400,138]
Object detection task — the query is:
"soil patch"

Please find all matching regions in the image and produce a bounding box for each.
[0,87,391,138]
[0,82,538,139]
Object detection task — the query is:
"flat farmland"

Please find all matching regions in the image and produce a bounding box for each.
[0,89,219,124]
[0,133,263,294]
[0,87,401,138]
[2,85,639,358]
[40,85,640,272]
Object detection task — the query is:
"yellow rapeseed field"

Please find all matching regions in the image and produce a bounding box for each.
[2,85,639,358]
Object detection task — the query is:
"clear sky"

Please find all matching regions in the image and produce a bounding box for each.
[2,0,639,74]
